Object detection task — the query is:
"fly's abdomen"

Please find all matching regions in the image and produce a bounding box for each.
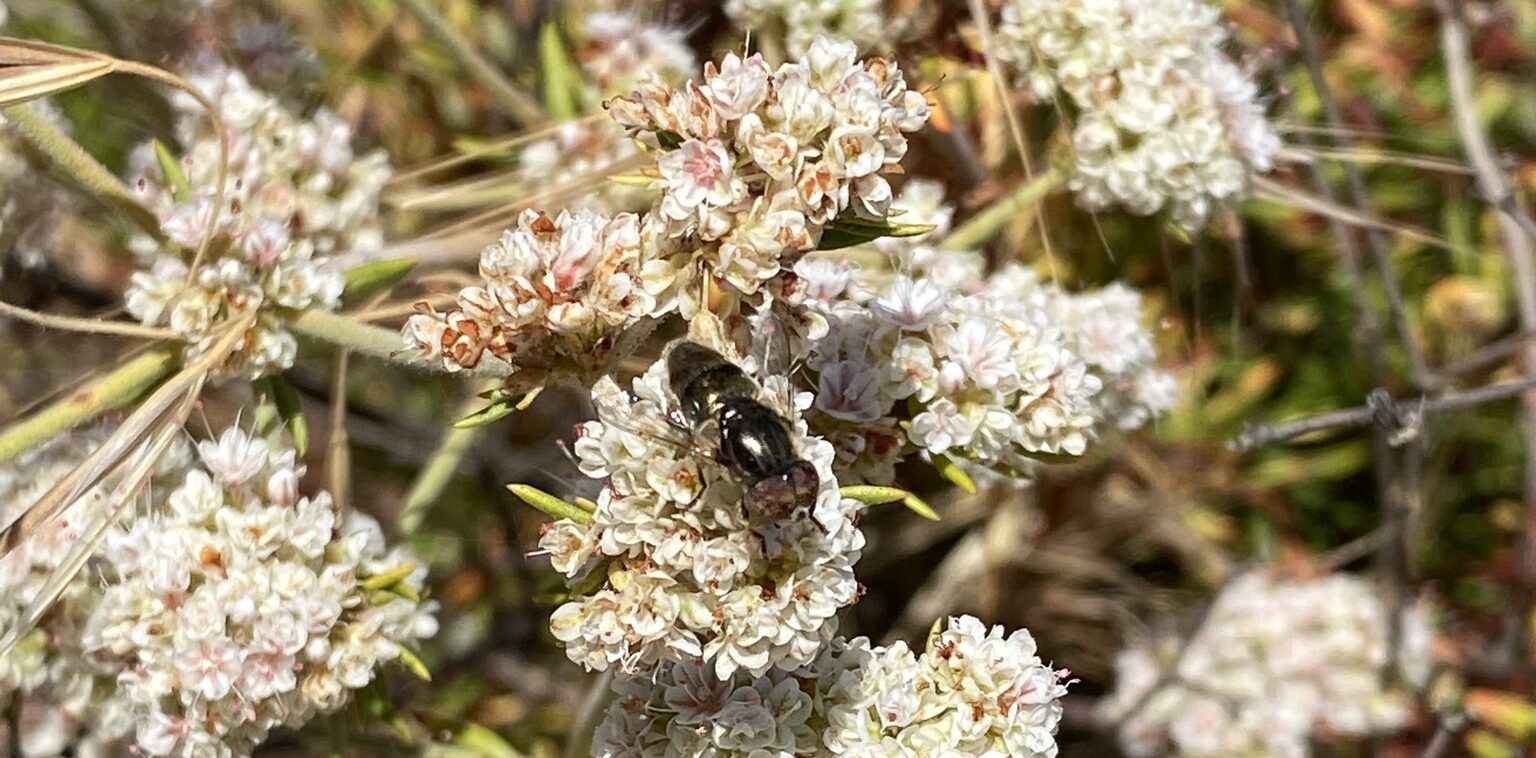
[667,342,760,424]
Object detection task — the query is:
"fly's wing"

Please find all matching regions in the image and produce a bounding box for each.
[749,303,801,421]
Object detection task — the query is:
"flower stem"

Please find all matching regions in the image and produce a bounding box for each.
[0,346,180,464]
[1,103,165,242]
[397,381,499,534]
[288,308,514,379]
[940,164,1066,251]
[392,0,546,126]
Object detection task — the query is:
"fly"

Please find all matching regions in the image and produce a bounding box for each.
[665,340,824,531]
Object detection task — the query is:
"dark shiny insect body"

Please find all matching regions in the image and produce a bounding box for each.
[666,341,823,530]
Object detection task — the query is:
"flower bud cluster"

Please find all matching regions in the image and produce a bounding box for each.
[791,181,1178,484]
[577,12,697,97]
[1100,571,1433,757]
[540,347,862,680]
[0,426,435,757]
[124,62,392,378]
[990,0,1281,230]
[723,0,887,57]
[591,615,1068,757]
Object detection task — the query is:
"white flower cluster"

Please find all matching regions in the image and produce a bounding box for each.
[723,0,887,57]
[125,62,392,378]
[403,208,678,384]
[0,424,166,755]
[793,181,1178,484]
[577,11,697,97]
[406,38,931,377]
[592,615,1068,757]
[609,36,930,306]
[0,426,435,757]
[990,0,1282,230]
[80,427,437,757]
[540,350,862,680]
[1100,571,1432,758]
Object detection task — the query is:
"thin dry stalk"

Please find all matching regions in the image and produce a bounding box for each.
[1435,0,1536,652]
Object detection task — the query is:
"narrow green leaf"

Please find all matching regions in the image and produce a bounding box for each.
[266,374,308,454]
[932,453,977,495]
[507,483,593,524]
[455,397,518,428]
[817,218,936,251]
[397,645,432,681]
[454,724,523,758]
[342,257,417,303]
[840,485,908,505]
[538,22,582,121]
[901,492,941,521]
[151,139,190,201]
[363,561,418,590]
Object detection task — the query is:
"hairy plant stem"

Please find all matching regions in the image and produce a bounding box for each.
[2,103,164,241]
[0,346,180,465]
[397,380,500,534]
[941,165,1066,252]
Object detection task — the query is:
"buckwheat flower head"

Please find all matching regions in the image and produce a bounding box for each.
[402,208,685,385]
[0,425,179,754]
[123,62,391,378]
[79,427,437,757]
[608,36,930,312]
[990,0,1281,230]
[723,0,890,57]
[591,615,1068,757]
[540,339,862,681]
[578,12,697,96]
[1099,571,1432,757]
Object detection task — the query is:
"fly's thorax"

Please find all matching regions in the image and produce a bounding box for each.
[667,341,761,425]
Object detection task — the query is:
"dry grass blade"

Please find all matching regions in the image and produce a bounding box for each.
[424,153,648,240]
[0,37,117,107]
[1252,174,1461,253]
[0,314,254,660]
[385,112,607,191]
[0,312,252,554]
[0,391,193,657]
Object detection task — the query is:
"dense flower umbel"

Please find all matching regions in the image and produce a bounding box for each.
[723,0,888,57]
[989,0,1281,230]
[793,181,1178,484]
[73,428,436,757]
[591,615,1069,757]
[406,37,933,378]
[0,425,180,755]
[124,63,391,378]
[540,345,862,681]
[608,36,930,312]
[1099,571,1432,758]
[578,12,697,97]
